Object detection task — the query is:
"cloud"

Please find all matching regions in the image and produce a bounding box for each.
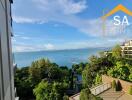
[13,16,36,23]
[32,0,87,15]
[13,43,55,52]
[20,36,31,40]
[12,0,132,52]
[57,0,87,14]
[12,36,127,52]
[80,19,128,37]
[13,33,31,40]
[12,0,129,37]
[44,44,54,50]
[13,16,47,24]
[13,0,87,23]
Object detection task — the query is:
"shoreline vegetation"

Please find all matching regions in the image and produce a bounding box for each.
[15,44,132,100]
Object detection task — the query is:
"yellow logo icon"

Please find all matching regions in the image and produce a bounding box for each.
[102,4,132,19]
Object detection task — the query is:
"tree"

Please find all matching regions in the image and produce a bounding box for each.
[129,74,132,82]
[89,55,98,64]
[80,88,91,100]
[82,65,93,88]
[48,64,60,81]
[80,88,103,100]
[63,94,69,100]
[33,80,68,100]
[29,58,52,86]
[29,61,42,86]
[112,45,122,59]
[107,61,130,80]
[15,67,33,99]
[95,74,102,85]
[33,81,51,100]
[72,63,85,74]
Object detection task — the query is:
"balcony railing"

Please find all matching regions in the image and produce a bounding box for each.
[90,83,111,95]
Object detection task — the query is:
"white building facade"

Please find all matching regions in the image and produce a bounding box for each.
[0,0,15,100]
[121,40,132,58]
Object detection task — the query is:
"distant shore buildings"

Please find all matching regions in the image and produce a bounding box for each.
[102,40,132,58]
[121,40,132,58]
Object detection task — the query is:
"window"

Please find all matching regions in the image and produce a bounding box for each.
[9,0,13,3]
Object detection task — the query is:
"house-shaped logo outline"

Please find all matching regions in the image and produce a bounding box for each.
[102,4,132,19]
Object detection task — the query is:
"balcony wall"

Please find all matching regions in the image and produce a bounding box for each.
[102,75,132,93]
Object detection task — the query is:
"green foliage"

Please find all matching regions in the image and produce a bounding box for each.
[15,58,71,100]
[96,97,103,100]
[33,81,51,100]
[95,74,102,85]
[116,80,122,91]
[72,63,85,74]
[29,58,70,86]
[129,74,132,82]
[112,80,116,91]
[82,52,115,88]
[33,80,68,100]
[80,88,91,100]
[128,86,132,95]
[82,65,93,88]
[80,88,103,100]
[29,59,51,86]
[15,67,33,99]
[15,44,132,100]
[29,61,42,86]
[48,63,61,80]
[107,61,130,81]
[89,55,98,63]
[63,94,69,100]
[112,45,122,59]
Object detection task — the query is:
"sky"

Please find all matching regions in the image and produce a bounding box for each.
[12,0,132,52]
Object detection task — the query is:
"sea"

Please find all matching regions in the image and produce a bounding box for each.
[14,48,110,68]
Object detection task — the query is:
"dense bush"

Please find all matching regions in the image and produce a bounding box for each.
[82,65,93,88]
[80,88,92,100]
[15,58,71,100]
[128,86,132,95]
[33,80,68,100]
[112,45,122,59]
[112,80,116,91]
[95,74,102,85]
[15,67,33,99]
[107,61,131,81]
[80,88,103,100]
[129,74,132,81]
[63,94,69,100]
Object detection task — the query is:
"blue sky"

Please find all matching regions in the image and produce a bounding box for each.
[12,0,132,52]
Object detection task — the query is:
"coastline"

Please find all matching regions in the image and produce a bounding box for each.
[14,47,110,68]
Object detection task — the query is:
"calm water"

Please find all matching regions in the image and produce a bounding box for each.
[14,48,109,68]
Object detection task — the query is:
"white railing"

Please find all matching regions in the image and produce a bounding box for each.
[15,87,19,100]
[90,83,111,95]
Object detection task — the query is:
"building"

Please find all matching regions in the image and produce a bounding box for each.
[0,0,16,100]
[121,40,132,58]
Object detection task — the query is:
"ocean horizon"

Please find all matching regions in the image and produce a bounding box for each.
[14,47,110,68]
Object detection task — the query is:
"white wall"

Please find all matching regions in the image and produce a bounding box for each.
[0,0,14,100]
